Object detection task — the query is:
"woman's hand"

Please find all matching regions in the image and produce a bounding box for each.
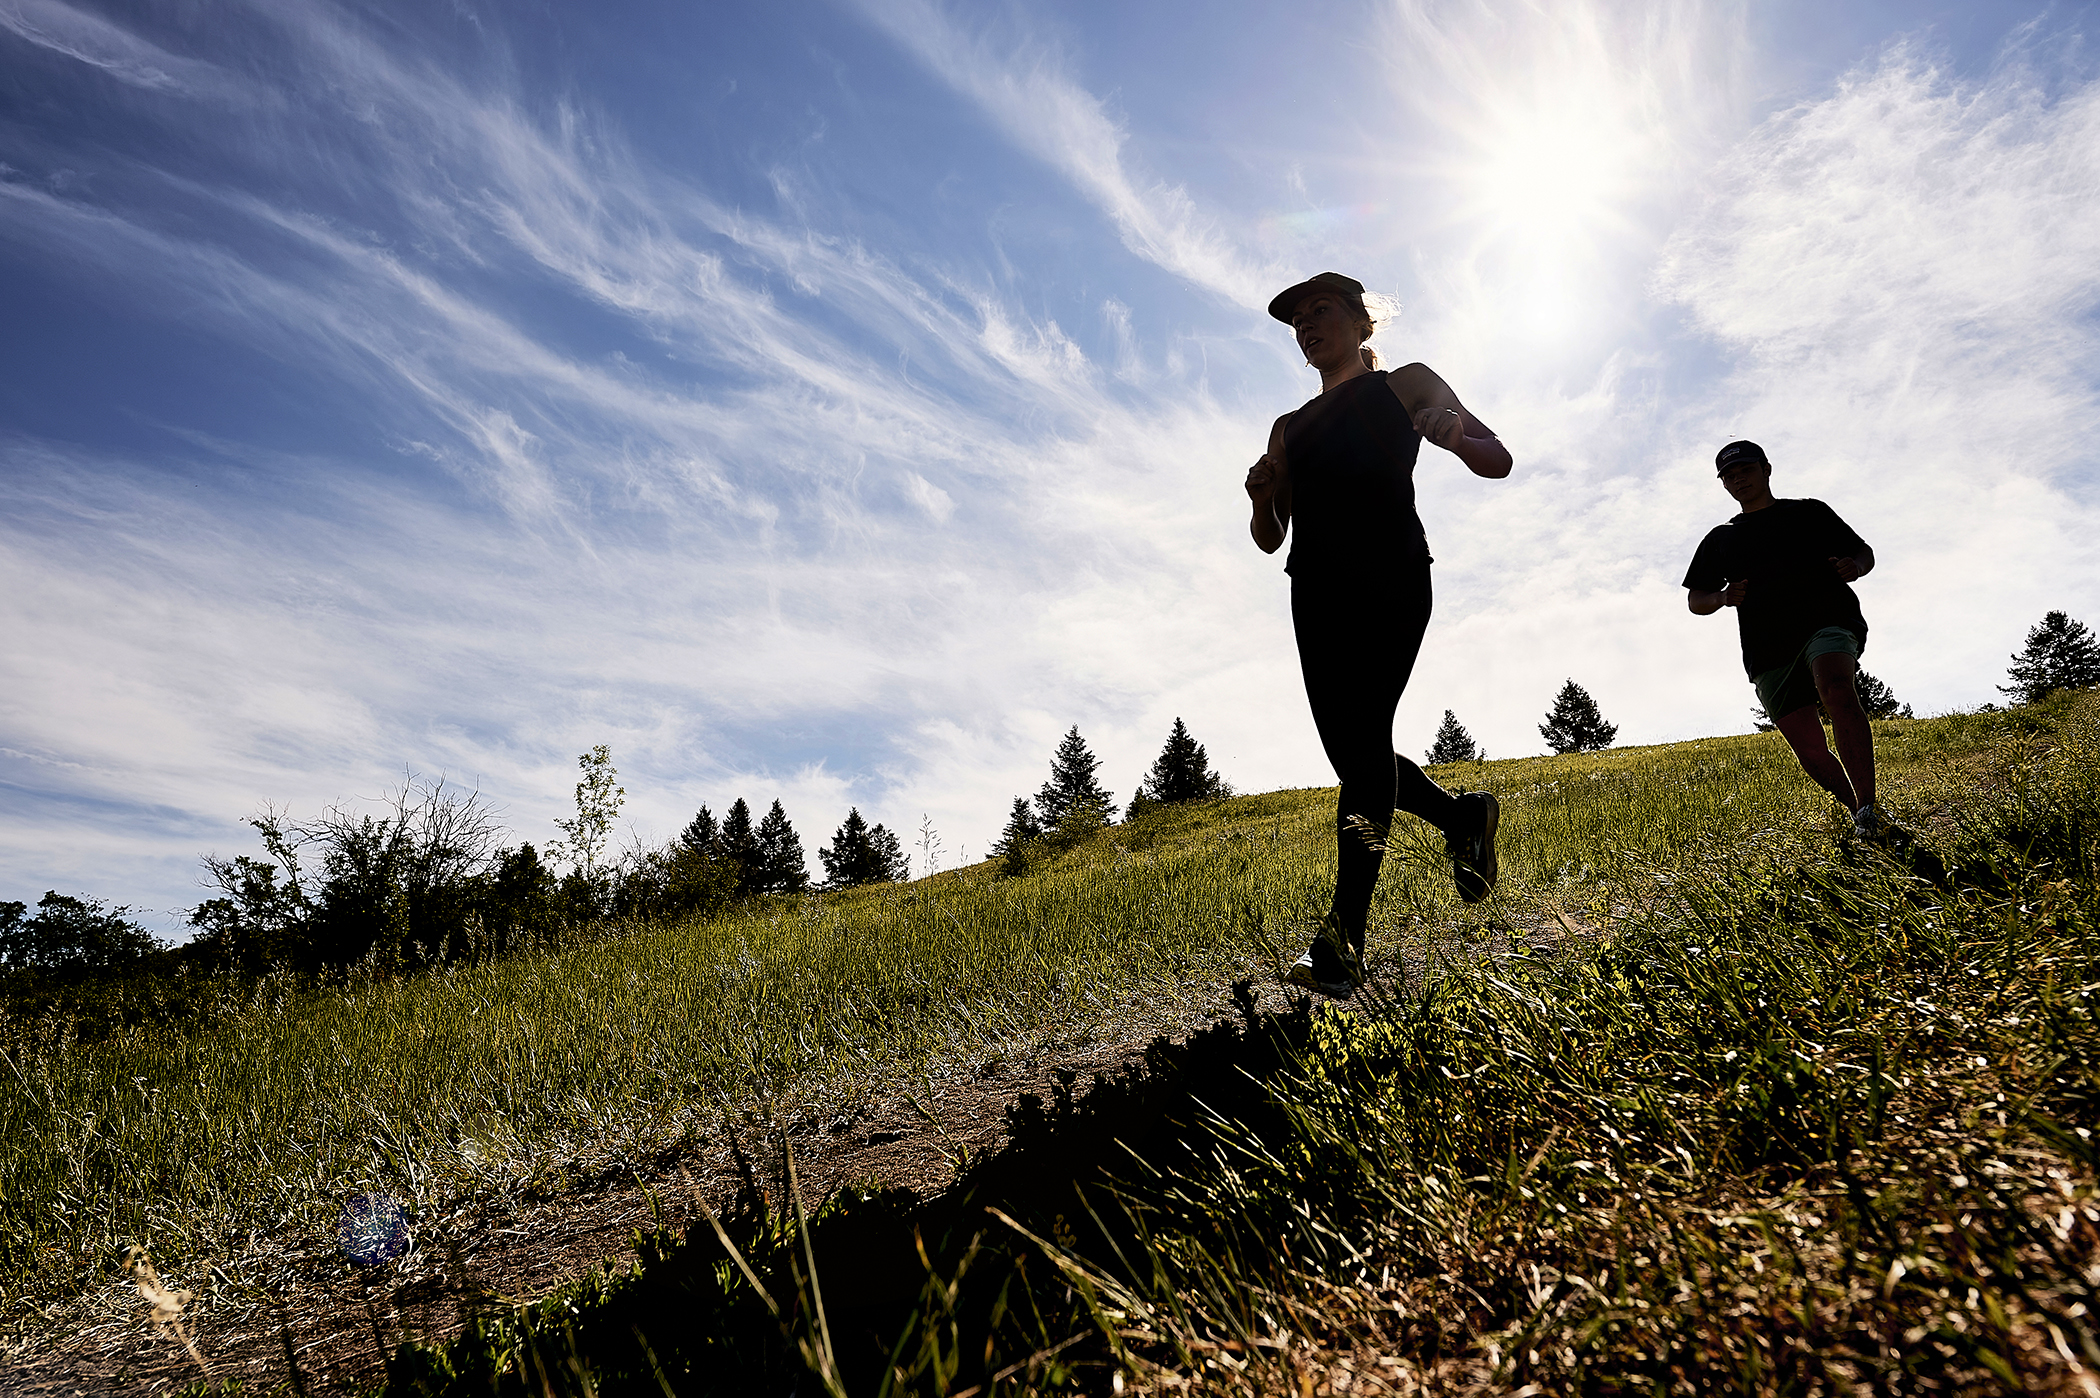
[1412,405,1465,452]
[1245,452,1283,506]
[1247,443,1291,554]
[1387,363,1512,478]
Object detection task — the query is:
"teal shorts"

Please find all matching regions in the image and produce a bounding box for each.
[1754,627,1861,721]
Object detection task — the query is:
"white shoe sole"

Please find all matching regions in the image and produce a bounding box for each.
[1284,953,1356,999]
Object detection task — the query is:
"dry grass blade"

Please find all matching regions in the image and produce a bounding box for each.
[120,1244,207,1373]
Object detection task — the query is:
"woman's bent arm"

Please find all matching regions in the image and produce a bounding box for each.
[1385,363,1513,479]
[1246,413,1294,554]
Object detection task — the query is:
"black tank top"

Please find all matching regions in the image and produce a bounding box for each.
[1281,370,1429,578]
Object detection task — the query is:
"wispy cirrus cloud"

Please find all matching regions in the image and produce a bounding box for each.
[1393,28,2100,760]
[0,0,241,97]
[0,0,1305,927]
[1651,38,2100,698]
[4,0,2095,934]
[847,0,1282,307]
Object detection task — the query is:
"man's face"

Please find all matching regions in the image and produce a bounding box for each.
[1718,459,1771,506]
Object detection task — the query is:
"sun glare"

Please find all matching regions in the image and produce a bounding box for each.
[1379,0,1684,346]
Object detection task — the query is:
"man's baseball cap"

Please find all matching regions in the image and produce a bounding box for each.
[1715,440,1770,473]
[1268,271,1365,324]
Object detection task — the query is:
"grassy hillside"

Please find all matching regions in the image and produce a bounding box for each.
[6,699,2095,1392]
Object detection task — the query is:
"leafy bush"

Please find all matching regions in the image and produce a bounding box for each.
[189,778,514,971]
[0,892,162,971]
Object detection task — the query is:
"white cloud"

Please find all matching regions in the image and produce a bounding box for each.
[901,470,956,523]
[0,3,1315,927]
[0,0,238,97]
[847,0,1281,307]
[1652,41,2100,712]
[6,1,2095,933]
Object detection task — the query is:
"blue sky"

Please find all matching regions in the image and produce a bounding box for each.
[3,0,2097,934]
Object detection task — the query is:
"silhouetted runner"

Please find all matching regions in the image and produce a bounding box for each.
[1245,272,1513,1000]
[1684,440,1891,836]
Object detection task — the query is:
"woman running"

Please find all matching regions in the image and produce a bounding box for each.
[1244,272,1512,998]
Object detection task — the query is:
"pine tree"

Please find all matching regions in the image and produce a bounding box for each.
[818,808,910,889]
[1425,710,1484,764]
[721,798,759,897]
[2002,611,2100,706]
[1539,680,1618,754]
[1035,726,1118,829]
[868,823,909,883]
[679,805,721,855]
[1855,669,1913,720]
[753,800,809,895]
[1138,718,1228,804]
[818,808,872,889]
[1755,668,1913,730]
[991,797,1044,877]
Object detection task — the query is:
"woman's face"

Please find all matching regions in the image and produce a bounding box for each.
[1290,293,1368,372]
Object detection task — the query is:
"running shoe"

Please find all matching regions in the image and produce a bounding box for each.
[1852,803,1891,842]
[1446,791,1500,903]
[1283,949,1356,1000]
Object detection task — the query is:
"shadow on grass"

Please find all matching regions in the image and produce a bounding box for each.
[371,981,1321,1396]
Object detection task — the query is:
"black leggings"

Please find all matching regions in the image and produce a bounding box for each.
[1292,561,1460,946]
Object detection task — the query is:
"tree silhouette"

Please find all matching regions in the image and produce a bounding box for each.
[2003,611,2100,706]
[869,824,907,883]
[721,798,759,896]
[0,893,162,971]
[551,745,624,879]
[991,797,1043,877]
[1036,726,1118,829]
[752,800,809,895]
[1855,669,1913,719]
[1539,680,1618,754]
[818,807,909,888]
[679,805,721,856]
[1425,710,1484,764]
[1137,718,1229,804]
[1753,666,1912,730]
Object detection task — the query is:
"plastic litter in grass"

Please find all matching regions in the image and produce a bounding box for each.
[341,1192,409,1264]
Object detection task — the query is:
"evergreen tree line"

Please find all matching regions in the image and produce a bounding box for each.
[10,611,2096,1006]
[5,749,920,1007]
[1426,678,1622,764]
[990,718,1231,876]
[1421,608,2100,761]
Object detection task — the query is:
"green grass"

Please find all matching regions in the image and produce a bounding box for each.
[366,693,2100,1396]
[0,702,2065,1352]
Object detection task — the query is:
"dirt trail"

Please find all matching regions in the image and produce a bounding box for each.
[8,920,1568,1397]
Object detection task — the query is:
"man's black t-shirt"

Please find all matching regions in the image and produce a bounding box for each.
[1683,498,1869,678]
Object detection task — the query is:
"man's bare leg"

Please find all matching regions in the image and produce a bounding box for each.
[1812,652,1876,810]
[1774,703,1858,810]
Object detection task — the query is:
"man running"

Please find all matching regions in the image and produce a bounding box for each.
[1684,440,1890,837]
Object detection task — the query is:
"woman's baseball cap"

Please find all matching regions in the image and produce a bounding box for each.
[1268,271,1365,324]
